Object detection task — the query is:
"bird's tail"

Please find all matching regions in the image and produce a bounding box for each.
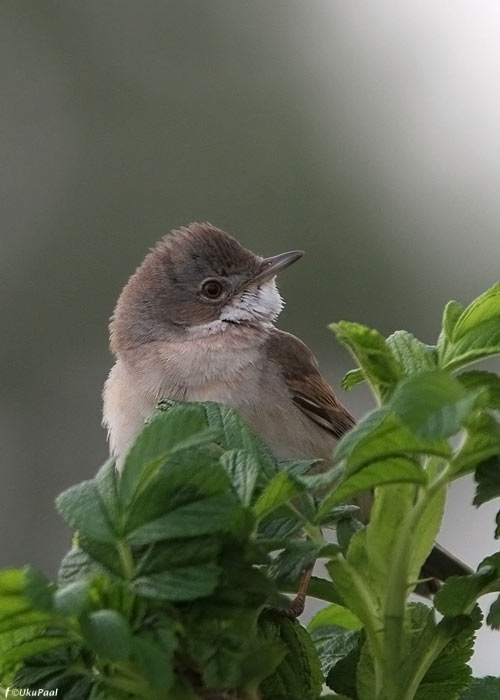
[417,543,473,596]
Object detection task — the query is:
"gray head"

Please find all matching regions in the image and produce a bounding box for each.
[110,222,303,352]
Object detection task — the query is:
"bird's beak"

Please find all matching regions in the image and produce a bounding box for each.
[247,250,305,287]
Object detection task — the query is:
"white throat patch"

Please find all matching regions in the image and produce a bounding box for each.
[187,279,284,338]
[220,279,284,324]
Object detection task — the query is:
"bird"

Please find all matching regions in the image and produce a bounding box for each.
[103,221,470,600]
[103,222,356,462]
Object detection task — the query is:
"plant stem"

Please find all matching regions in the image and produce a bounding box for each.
[116,539,135,580]
[303,522,326,545]
[380,466,451,700]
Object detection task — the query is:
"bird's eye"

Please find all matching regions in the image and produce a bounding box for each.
[201,279,224,299]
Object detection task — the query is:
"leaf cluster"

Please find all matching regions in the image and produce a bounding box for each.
[320,283,500,700]
[2,284,500,699]
[0,403,328,699]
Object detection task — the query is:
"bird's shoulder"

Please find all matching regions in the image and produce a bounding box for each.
[265,328,356,439]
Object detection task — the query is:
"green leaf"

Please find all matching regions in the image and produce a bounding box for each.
[202,401,277,477]
[253,471,303,520]
[386,330,437,375]
[319,404,442,517]
[58,546,106,585]
[309,624,359,679]
[13,647,90,697]
[136,536,220,574]
[473,457,500,506]
[453,283,500,337]
[0,569,55,635]
[0,627,71,676]
[435,565,499,616]
[414,616,477,700]
[16,672,91,699]
[183,621,255,690]
[76,536,123,577]
[438,300,465,353]
[287,460,334,491]
[126,493,238,544]
[132,562,220,601]
[120,404,216,505]
[320,457,426,513]
[56,480,116,543]
[202,641,246,689]
[308,604,363,632]
[332,634,364,700]
[440,283,500,370]
[379,604,477,700]
[453,413,500,478]
[53,581,90,617]
[394,604,480,700]
[317,504,361,527]
[95,459,121,529]
[307,578,345,606]
[220,449,260,506]
[131,622,176,691]
[342,368,366,391]
[327,639,361,700]
[331,321,403,401]
[239,639,288,695]
[23,568,54,612]
[390,370,481,440]
[123,452,231,534]
[269,541,321,583]
[257,509,304,541]
[80,609,131,661]
[259,615,324,700]
[336,516,364,554]
[458,370,500,410]
[195,563,272,614]
[487,595,500,629]
[334,407,450,476]
[460,677,500,700]
[441,317,500,371]
[333,407,388,464]
[63,678,93,700]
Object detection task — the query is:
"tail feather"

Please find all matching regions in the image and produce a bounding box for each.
[423,542,473,581]
[416,543,473,596]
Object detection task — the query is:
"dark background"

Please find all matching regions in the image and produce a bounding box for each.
[2,1,500,672]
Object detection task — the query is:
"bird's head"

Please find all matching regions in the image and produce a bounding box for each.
[110,222,303,351]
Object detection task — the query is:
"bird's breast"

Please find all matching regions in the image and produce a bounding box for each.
[104,329,337,464]
[158,335,263,389]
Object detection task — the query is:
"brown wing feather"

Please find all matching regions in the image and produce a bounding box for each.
[266,329,356,440]
[266,332,472,586]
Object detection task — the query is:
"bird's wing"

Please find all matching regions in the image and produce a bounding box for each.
[266,328,356,440]
[266,330,472,586]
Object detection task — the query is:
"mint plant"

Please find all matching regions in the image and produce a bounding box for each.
[2,284,500,699]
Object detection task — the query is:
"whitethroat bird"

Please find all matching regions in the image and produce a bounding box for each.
[103,222,470,610]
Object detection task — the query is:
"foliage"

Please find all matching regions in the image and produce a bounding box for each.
[2,284,500,699]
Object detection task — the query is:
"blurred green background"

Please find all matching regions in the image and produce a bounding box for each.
[2,0,500,672]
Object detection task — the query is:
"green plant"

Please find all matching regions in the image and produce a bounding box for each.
[2,284,500,700]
